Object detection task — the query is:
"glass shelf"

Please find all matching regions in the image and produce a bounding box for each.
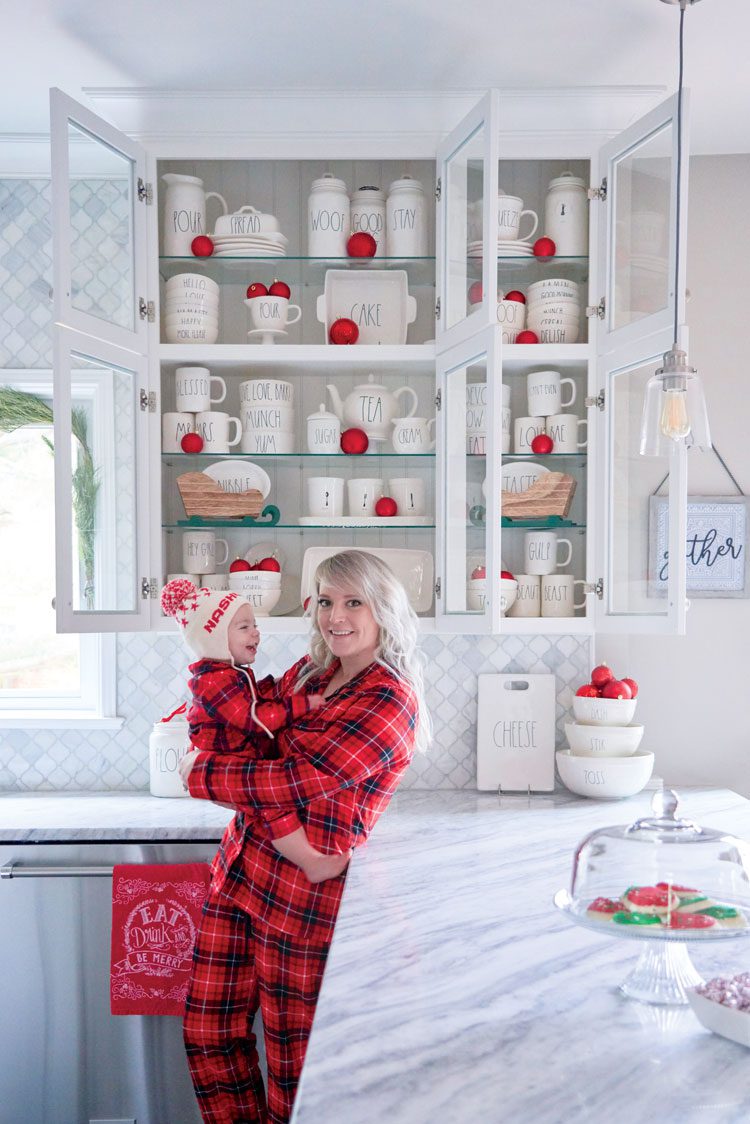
[164,521,436,530]
[501,517,586,529]
[159,255,436,287]
[162,452,436,463]
[467,453,587,462]
[464,255,589,283]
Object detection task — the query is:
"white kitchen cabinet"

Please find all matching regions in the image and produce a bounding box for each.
[50,86,689,636]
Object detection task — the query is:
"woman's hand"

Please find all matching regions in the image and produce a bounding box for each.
[178,749,201,787]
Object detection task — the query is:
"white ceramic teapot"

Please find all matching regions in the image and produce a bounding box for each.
[326,374,418,442]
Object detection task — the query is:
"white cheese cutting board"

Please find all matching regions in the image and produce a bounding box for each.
[476,673,556,792]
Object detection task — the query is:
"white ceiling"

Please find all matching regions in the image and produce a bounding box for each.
[4,0,750,153]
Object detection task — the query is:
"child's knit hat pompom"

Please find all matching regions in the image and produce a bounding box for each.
[161,578,196,617]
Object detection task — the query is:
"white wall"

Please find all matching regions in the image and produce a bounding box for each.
[601,155,750,798]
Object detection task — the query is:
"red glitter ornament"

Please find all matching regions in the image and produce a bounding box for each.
[340,428,369,454]
[375,496,398,517]
[531,434,553,454]
[180,432,204,454]
[229,558,252,573]
[191,235,214,257]
[329,317,359,345]
[268,279,291,298]
[533,237,556,258]
[347,232,377,257]
[515,330,539,344]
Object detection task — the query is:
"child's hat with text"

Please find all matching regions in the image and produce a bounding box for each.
[161,579,247,661]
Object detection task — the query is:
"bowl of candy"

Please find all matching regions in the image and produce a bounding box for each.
[687,974,750,1047]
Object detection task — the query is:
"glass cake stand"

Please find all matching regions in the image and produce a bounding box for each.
[554,790,750,1005]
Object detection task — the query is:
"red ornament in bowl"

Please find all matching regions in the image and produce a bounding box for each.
[268,279,291,298]
[531,434,554,454]
[246,282,268,299]
[504,290,526,304]
[515,330,539,344]
[375,496,398,517]
[229,558,252,573]
[329,317,360,345]
[191,235,214,257]
[256,556,281,572]
[180,432,204,454]
[533,236,556,258]
[340,428,369,455]
[347,232,377,257]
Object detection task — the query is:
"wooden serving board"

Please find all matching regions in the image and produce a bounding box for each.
[176,472,264,519]
[501,472,576,520]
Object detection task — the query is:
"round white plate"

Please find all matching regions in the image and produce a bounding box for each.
[501,461,550,494]
[204,460,271,498]
[244,541,287,569]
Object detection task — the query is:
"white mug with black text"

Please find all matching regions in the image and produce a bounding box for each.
[526,370,577,417]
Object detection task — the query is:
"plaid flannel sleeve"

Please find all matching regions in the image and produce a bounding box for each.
[187,685,416,811]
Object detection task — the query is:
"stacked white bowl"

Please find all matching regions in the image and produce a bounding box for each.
[228,568,281,616]
[557,692,653,800]
[164,273,220,344]
[526,279,581,344]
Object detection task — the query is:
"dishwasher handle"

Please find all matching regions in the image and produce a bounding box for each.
[1,863,114,879]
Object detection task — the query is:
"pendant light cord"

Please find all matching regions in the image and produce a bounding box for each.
[673,2,686,345]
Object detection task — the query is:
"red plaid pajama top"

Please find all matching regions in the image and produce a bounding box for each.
[187,656,417,941]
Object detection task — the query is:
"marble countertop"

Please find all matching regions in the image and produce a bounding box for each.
[0,792,235,841]
[292,787,750,1124]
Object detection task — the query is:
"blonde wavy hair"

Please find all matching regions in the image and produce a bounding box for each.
[299,550,431,754]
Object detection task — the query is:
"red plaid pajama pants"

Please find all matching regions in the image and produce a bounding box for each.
[184,889,331,1124]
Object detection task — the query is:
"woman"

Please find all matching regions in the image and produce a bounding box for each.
[179,550,430,1124]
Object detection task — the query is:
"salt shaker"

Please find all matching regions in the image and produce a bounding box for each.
[386,175,427,257]
[350,186,386,257]
[544,172,589,257]
[308,173,350,257]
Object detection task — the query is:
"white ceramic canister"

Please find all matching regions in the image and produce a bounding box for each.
[149,706,191,797]
[386,175,427,257]
[308,173,350,257]
[350,186,386,257]
[307,403,341,454]
[544,173,589,257]
[161,173,228,256]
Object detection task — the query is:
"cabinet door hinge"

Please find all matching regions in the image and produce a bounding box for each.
[434,578,441,599]
[435,296,441,320]
[587,177,607,202]
[585,389,605,411]
[137,178,154,205]
[583,578,604,600]
[586,297,605,320]
[435,178,442,202]
[434,388,442,411]
[139,389,157,413]
[139,297,156,322]
[141,577,159,600]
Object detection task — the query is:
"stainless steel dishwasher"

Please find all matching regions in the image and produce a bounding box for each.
[0,839,265,1124]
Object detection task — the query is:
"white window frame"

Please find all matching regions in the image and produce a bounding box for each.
[0,369,121,728]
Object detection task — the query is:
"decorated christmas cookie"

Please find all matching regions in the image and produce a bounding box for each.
[586,884,747,932]
[622,885,678,916]
[586,897,623,922]
[612,911,661,927]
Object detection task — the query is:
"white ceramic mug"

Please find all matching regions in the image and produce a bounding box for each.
[239,378,294,407]
[199,573,230,591]
[513,416,545,455]
[466,382,487,411]
[388,477,426,516]
[467,433,486,456]
[307,477,345,517]
[502,406,511,434]
[241,429,295,455]
[523,531,573,576]
[507,574,541,618]
[162,411,195,453]
[465,404,486,434]
[501,431,511,455]
[545,413,588,453]
[541,574,587,617]
[347,478,383,517]
[526,370,577,417]
[240,404,295,432]
[497,194,539,242]
[248,296,302,332]
[175,367,226,413]
[182,530,229,574]
[391,417,436,454]
[195,411,242,454]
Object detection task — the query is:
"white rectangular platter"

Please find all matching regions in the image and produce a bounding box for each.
[476,673,556,792]
[317,269,417,345]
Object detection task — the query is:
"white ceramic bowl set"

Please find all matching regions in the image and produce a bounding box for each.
[465,381,511,457]
[466,573,517,615]
[228,567,282,616]
[164,273,220,344]
[526,278,581,344]
[557,692,653,800]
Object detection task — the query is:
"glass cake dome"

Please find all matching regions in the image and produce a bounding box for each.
[555,790,750,1005]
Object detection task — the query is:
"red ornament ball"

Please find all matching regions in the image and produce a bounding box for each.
[246,281,268,299]
[503,289,526,304]
[468,280,483,305]
[268,279,291,299]
[229,558,252,573]
[533,236,556,258]
[500,570,515,580]
[602,679,633,701]
[471,565,486,580]
[515,330,539,344]
[256,556,281,572]
[375,496,398,517]
[329,317,360,345]
[622,677,639,699]
[590,664,614,689]
[180,432,204,454]
[340,427,369,455]
[531,434,554,455]
[576,684,600,698]
[191,235,214,257]
[347,231,377,257]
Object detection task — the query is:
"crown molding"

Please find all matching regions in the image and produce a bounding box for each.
[82,85,667,102]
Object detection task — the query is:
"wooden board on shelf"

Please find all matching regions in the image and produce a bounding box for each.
[176,471,264,519]
[501,472,577,520]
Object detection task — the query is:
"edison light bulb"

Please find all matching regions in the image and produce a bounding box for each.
[659,387,691,442]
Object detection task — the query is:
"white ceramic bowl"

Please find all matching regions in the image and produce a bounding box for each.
[687,990,750,1048]
[166,273,219,296]
[556,749,654,800]
[228,571,282,592]
[164,325,219,345]
[240,430,295,455]
[500,577,518,614]
[537,325,580,344]
[572,695,638,726]
[165,314,219,330]
[164,295,219,313]
[467,583,486,611]
[527,279,580,301]
[564,721,644,758]
[245,587,282,616]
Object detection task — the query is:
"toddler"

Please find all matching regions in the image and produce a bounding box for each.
[161,578,349,883]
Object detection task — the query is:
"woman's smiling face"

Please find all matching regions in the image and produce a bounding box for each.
[316,583,379,668]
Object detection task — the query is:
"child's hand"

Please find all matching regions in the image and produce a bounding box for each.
[301,849,353,884]
[307,693,326,710]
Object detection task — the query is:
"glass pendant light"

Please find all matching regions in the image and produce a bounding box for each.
[639,0,711,456]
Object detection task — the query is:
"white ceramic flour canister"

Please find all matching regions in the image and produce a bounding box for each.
[306,403,341,454]
[308,173,350,257]
[350,186,386,257]
[149,704,191,798]
[544,173,589,257]
[386,175,427,257]
[161,173,228,256]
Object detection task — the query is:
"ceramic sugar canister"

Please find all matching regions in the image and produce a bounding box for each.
[308,173,350,257]
[306,403,341,454]
[149,704,191,798]
[386,175,427,257]
[544,172,589,257]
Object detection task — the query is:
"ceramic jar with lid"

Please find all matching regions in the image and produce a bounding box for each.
[149,707,191,797]
[386,175,427,257]
[308,173,350,257]
[350,186,386,257]
[306,403,341,454]
[544,172,589,257]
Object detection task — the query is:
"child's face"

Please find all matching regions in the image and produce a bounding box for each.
[228,604,260,664]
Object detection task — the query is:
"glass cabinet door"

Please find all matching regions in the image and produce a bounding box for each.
[436,326,503,632]
[50,88,150,355]
[436,90,499,351]
[594,336,687,634]
[596,93,687,355]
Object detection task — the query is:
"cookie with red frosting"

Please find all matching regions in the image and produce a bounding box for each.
[663,911,716,930]
[622,885,679,916]
[586,897,623,922]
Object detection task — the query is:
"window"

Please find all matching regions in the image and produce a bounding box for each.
[0,370,119,727]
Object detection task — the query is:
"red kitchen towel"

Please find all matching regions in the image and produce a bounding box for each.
[110,863,210,1016]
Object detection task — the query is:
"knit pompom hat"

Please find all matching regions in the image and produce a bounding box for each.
[161,579,247,662]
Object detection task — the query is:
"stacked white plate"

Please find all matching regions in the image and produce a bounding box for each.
[211,231,288,258]
[526,277,581,344]
[467,239,534,259]
[164,273,220,344]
